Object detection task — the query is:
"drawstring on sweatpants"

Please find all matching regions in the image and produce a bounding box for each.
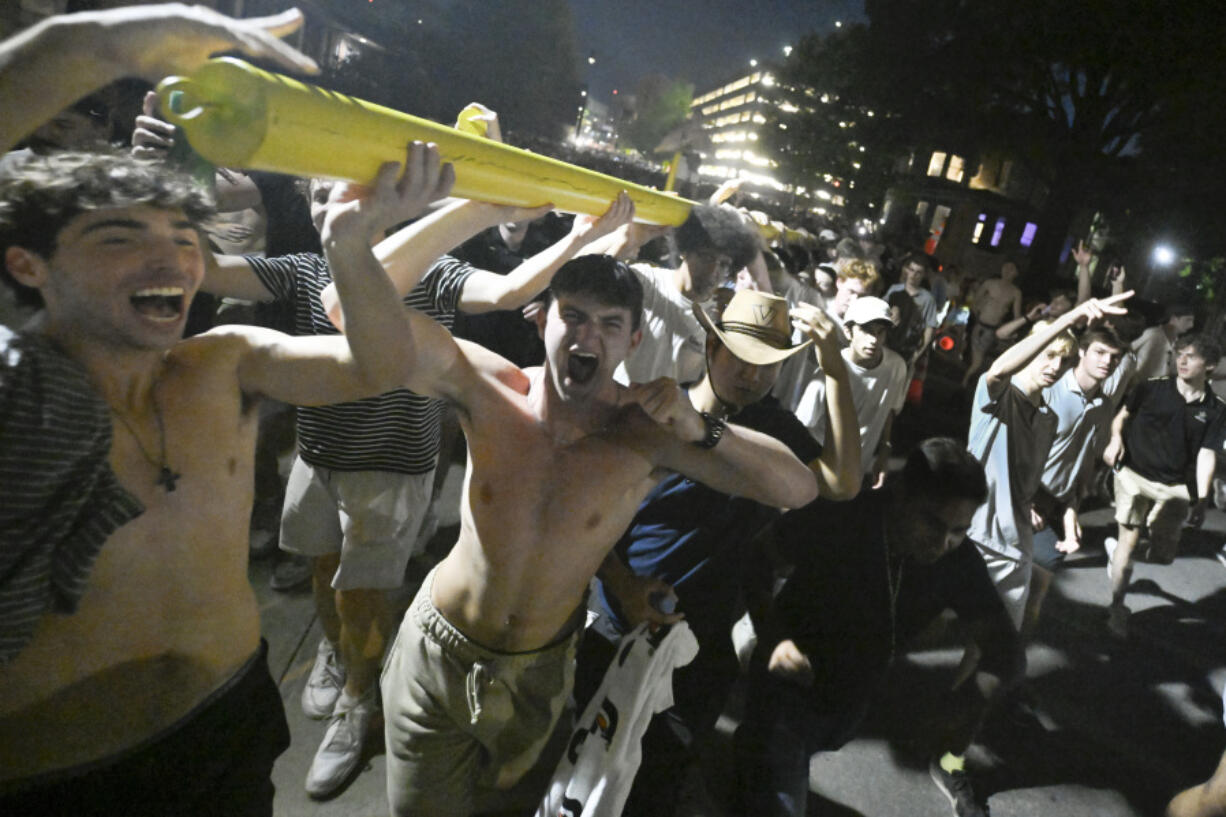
[467,661,490,724]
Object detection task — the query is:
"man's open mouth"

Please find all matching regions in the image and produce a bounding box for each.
[567,351,599,384]
[131,286,185,322]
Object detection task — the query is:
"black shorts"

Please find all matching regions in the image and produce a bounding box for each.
[1032,525,1067,571]
[0,640,290,817]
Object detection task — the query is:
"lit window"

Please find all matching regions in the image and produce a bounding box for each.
[927,151,947,177]
[1020,222,1038,247]
[946,155,965,183]
[971,222,985,243]
[990,217,1006,247]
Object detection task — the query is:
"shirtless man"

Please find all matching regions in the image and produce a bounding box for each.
[378,253,820,816]
[963,260,1023,386]
[0,143,455,815]
[0,12,457,808]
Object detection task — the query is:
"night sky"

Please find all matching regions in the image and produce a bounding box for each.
[569,0,865,104]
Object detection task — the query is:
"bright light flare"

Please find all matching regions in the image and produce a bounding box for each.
[1152,244,1177,267]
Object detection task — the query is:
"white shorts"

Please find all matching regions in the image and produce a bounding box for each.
[975,545,1031,632]
[279,456,434,591]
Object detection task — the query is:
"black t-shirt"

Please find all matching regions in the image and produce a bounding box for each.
[1123,377,1226,486]
[771,491,1018,714]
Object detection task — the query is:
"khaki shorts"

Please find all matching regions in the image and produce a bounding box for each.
[279,456,433,591]
[381,567,578,817]
[1113,465,1190,562]
[970,321,1000,356]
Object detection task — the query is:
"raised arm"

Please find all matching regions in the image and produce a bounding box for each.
[319,196,552,328]
[457,193,635,313]
[985,291,1132,391]
[995,302,1046,340]
[232,143,455,405]
[1072,240,1094,306]
[791,303,861,499]
[579,219,672,261]
[0,4,317,153]
[620,379,819,510]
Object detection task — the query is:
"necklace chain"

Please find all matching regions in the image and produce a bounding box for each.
[109,385,180,492]
[883,539,904,661]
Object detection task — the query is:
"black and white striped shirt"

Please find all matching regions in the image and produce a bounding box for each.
[246,253,473,475]
[0,327,144,663]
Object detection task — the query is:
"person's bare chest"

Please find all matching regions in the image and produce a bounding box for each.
[463,389,655,555]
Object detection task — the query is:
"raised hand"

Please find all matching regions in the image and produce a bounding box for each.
[131,91,177,160]
[1072,290,1133,324]
[97,4,318,81]
[322,141,455,242]
[570,191,635,244]
[791,302,841,368]
[1071,239,1093,268]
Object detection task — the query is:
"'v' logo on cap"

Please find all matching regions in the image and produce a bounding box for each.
[753,305,776,324]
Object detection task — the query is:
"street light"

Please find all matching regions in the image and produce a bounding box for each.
[1152,244,1177,267]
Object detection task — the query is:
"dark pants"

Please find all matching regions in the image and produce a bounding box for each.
[575,615,741,817]
[733,651,871,817]
[0,640,290,817]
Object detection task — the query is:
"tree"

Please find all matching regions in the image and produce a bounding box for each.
[619,74,694,156]
[772,0,1226,278]
[761,27,900,219]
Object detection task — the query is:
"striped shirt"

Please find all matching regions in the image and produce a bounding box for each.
[247,253,473,474]
[0,326,144,663]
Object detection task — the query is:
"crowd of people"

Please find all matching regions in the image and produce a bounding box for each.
[2,5,1225,817]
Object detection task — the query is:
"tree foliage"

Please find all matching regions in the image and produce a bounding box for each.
[620,74,694,155]
[770,0,1226,268]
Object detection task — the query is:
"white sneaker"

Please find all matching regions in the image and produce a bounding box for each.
[305,688,377,799]
[302,639,345,720]
[1107,603,1130,639]
[1104,537,1118,580]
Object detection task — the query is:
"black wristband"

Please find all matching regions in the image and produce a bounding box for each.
[695,411,727,449]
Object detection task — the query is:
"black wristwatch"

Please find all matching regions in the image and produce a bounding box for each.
[695,411,727,449]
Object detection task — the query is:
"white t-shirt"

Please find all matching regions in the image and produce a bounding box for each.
[535,622,698,817]
[1131,325,1174,382]
[793,347,908,474]
[615,264,706,386]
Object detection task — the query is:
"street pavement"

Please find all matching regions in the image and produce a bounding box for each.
[253,357,1226,816]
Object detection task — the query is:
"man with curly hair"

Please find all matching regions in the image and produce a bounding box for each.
[0,137,454,813]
